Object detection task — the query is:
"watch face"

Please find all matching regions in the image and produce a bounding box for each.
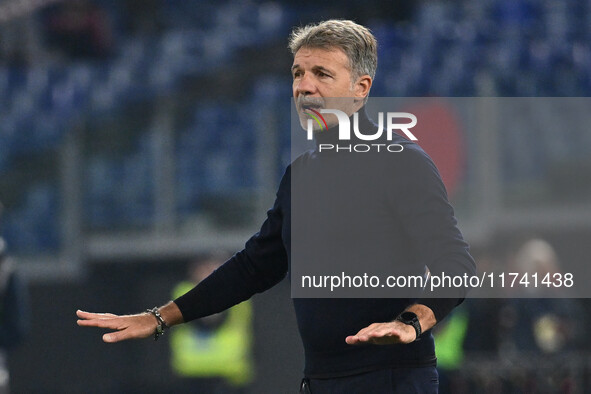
[400,312,417,322]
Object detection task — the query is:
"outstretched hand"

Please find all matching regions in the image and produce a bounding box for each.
[76,310,158,343]
[345,321,417,345]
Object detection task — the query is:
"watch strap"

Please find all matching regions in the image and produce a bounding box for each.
[396,311,422,340]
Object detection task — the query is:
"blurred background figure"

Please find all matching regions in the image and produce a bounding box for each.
[492,238,586,393]
[0,205,30,394]
[436,240,587,393]
[42,0,113,60]
[169,253,254,394]
[500,238,585,355]
[434,249,504,394]
[432,305,469,394]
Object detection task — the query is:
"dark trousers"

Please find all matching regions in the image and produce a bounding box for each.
[299,367,439,394]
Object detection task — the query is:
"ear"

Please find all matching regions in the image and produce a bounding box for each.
[354,75,372,99]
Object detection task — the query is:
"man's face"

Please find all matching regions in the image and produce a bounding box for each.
[292,46,367,130]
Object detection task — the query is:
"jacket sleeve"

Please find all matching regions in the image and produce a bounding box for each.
[388,145,476,322]
[174,167,290,323]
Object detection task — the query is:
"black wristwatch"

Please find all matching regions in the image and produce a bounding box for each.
[396,311,422,340]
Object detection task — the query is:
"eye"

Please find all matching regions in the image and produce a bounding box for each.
[293,70,302,79]
[316,70,332,79]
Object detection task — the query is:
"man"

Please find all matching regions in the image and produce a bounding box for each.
[78,20,475,393]
[170,254,254,393]
[0,237,31,394]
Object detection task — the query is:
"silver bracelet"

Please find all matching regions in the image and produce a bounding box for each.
[146,307,168,341]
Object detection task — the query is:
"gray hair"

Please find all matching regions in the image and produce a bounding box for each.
[288,19,378,82]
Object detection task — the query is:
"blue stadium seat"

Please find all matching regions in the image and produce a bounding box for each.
[2,182,60,253]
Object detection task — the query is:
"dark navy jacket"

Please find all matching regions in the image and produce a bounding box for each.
[175,109,476,377]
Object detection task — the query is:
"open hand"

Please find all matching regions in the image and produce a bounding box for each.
[76,310,157,343]
[345,321,416,345]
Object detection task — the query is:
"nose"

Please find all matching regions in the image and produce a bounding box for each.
[295,72,317,97]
